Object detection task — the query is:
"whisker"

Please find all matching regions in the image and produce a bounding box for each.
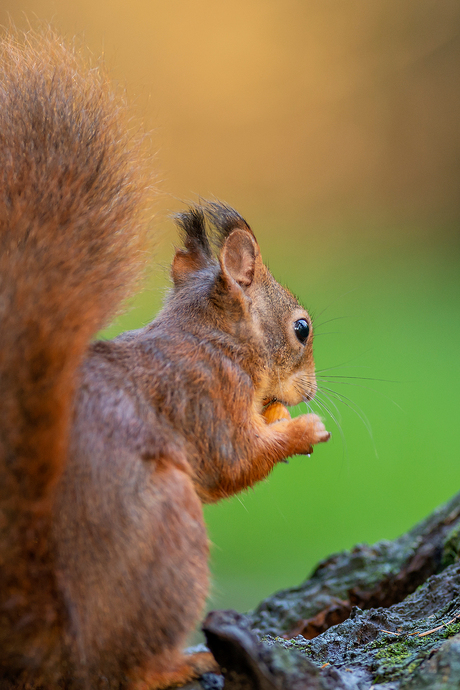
[316,377,404,412]
[310,392,348,459]
[312,332,340,337]
[313,315,353,330]
[234,494,250,512]
[312,287,359,321]
[315,353,374,373]
[314,387,343,424]
[317,385,379,459]
[316,374,399,383]
[312,392,339,425]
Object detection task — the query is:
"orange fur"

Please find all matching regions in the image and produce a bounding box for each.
[0,30,329,689]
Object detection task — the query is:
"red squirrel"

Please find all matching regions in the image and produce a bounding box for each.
[0,30,330,689]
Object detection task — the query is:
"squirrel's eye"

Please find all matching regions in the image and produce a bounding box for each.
[293,318,310,344]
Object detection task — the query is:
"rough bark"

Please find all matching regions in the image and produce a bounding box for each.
[185,490,460,689]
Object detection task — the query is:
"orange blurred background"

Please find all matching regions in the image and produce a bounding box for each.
[3,0,459,227]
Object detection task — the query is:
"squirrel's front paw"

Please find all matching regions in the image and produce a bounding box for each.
[293,413,331,455]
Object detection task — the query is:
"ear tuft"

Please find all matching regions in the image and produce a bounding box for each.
[172,202,259,288]
[174,206,212,256]
[204,202,252,245]
[220,229,258,288]
[172,206,212,287]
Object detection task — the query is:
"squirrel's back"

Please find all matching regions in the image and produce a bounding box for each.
[0,30,152,678]
[0,27,330,690]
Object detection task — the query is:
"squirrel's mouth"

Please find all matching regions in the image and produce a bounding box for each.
[262,390,313,409]
[262,396,295,410]
[262,372,317,409]
[262,396,280,408]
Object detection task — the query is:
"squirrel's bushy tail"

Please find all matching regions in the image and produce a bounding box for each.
[0,29,152,675]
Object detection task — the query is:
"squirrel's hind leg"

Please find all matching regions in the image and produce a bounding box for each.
[127,649,220,690]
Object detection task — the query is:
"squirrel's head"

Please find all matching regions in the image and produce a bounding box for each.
[171,202,317,411]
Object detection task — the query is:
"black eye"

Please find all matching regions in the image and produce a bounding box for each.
[293,318,310,344]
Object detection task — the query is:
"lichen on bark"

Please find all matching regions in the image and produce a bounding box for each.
[197,491,460,689]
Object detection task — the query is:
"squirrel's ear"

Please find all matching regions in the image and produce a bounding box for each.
[171,248,207,287]
[220,229,259,288]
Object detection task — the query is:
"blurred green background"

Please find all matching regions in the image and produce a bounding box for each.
[3,1,459,615]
